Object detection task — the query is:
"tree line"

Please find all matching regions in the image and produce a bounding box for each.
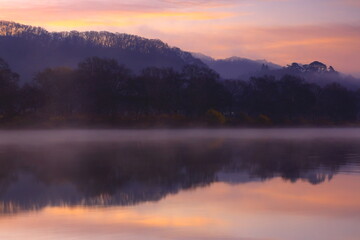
[0,57,359,127]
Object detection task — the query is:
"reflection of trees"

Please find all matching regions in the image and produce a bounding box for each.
[224,140,356,183]
[0,141,228,214]
[0,139,359,214]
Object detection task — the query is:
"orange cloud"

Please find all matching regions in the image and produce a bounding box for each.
[146,23,360,74]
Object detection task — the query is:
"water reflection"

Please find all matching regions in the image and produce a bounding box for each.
[0,129,359,215]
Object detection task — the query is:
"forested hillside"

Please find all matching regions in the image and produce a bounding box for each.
[0,57,359,128]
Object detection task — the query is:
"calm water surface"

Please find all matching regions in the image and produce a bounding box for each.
[0,129,359,240]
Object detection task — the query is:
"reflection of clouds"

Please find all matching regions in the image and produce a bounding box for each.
[0,130,359,215]
[1,177,359,240]
[0,204,262,240]
[170,178,360,219]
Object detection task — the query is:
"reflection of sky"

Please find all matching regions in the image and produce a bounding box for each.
[0,175,359,240]
[0,129,359,239]
[0,0,359,75]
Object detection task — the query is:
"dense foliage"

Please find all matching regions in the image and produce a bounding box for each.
[0,57,359,127]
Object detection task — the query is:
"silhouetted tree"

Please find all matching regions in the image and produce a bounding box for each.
[135,67,184,114]
[277,75,317,120]
[0,58,19,118]
[182,65,230,115]
[33,67,77,115]
[223,79,249,114]
[77,57,132,116]
[0,56,358,127]
[317,83,357,121]
[19,83,45,114]
[247,75,279,117]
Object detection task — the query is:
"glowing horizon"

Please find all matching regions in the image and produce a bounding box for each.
[0,0,359,75]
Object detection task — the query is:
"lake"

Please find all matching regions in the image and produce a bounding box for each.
[0,129,359,240]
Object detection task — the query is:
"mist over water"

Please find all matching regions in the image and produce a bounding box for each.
[0,129,359,240]
[2,128,360,145]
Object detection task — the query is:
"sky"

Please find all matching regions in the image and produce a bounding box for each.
[0,0,359,75]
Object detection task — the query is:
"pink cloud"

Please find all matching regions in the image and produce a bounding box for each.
[139,23,360,74]
[0,0,359,74]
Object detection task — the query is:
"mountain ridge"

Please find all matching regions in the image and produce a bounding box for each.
[0,20,357,87]
[0,20,204,81]
[192,52,282,79]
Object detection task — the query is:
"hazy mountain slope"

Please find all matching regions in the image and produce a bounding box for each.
[193,52,360,88]
[0,21,205,81]
[192,53,281,79]
[269,61,360,88]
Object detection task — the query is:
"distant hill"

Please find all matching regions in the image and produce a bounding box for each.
[0,21,205,81]
[267,61,360,88]
[1,21,358,88]
[192,53,360,88]
[192,53,281,79]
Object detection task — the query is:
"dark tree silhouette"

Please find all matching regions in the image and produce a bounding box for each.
[277,75,317,120]
[317,83,357,122]
[134,67,184,114]
[0,58,19,118]
[247,75,279,116]
[33,67,77,115]
[0,56,358,127]
[182,65,230,115]
[77,57,132,116]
